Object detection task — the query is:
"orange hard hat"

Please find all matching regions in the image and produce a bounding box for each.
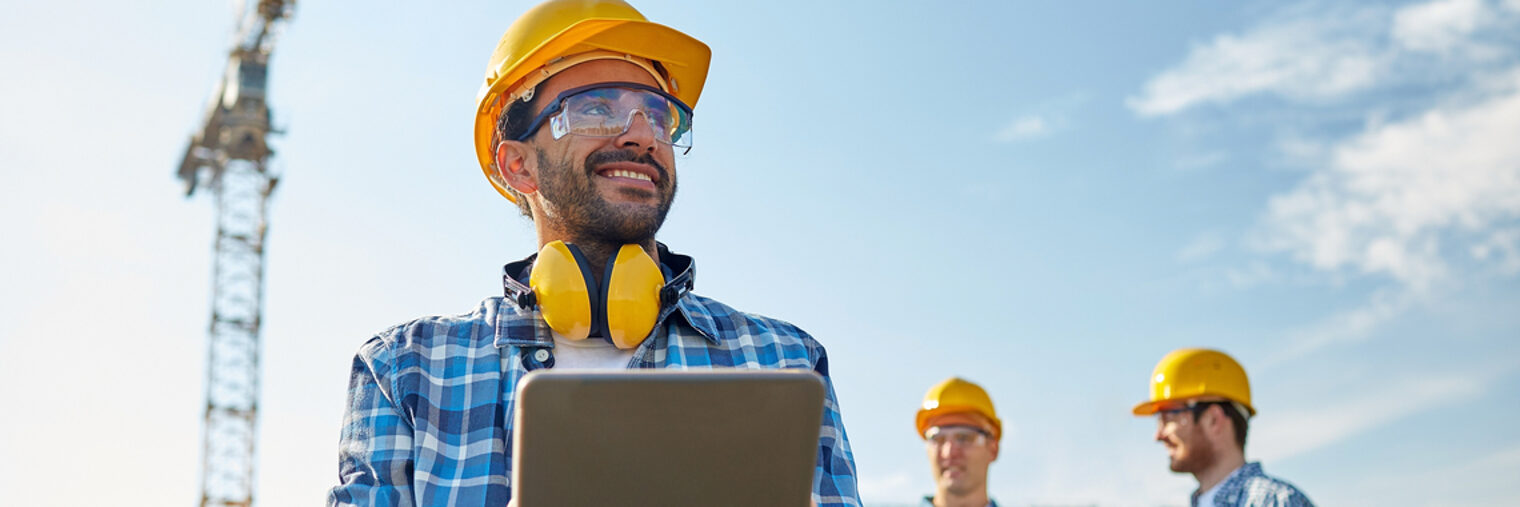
[916,377,1002,440]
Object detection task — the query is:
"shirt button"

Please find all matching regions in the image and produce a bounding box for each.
[533,349,551,362]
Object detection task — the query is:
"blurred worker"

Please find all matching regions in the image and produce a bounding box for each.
[1133,348,1314,506]
[327,1,858,505]
[917,377,1001,507]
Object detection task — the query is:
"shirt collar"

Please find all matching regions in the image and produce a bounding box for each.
[494,242,718,348]
[1192,462,1259,506]
[921,496,997,507]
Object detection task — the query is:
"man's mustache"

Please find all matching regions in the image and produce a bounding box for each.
[586,149,668,184]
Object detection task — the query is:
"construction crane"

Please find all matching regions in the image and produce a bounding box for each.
[176,1,294,506]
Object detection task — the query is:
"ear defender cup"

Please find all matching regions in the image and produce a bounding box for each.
[529,241,597,340]
[603,244,663,349]
[529,241,665,349]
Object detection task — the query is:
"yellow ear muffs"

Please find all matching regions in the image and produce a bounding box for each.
[603,244,663,349]
[529,241,596,340]
[528,241,665,349]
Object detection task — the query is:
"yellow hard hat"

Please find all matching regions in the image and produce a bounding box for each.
[1132,348,1256,417]
[472,0,712,203]
[916,377,1002,440]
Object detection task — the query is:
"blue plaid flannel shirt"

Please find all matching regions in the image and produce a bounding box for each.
[328,248,860,506]
[1193,462,1314,507]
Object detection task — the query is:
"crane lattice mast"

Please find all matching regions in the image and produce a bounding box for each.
[176,2,294,506]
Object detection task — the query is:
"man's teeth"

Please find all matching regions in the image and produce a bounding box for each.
[607,169,652,182]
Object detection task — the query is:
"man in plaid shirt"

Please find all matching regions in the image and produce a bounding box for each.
[328,1,859,505]
[1133,349,1313,507]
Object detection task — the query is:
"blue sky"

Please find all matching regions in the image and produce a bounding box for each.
[3,0,1520,505]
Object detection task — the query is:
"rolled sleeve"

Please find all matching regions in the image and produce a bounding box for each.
[810,347,861,507]
[329,338,416,507]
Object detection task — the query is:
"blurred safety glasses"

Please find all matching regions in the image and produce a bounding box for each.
[516,82,693,154]
[1155,400,1246,426]
[924,426,990,449]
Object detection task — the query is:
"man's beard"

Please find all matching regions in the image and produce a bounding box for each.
[536,147,675,244]
[1169,432,1217,474]
[942,472,981,497]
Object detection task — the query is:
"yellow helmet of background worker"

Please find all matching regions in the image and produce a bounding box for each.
[1132,348,1256,417]
[472,0,712,203]
[916,377,1002,440]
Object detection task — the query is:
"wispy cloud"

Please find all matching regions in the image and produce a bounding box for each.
[1225,261,1280,289]
[1254,67,1520,291]
[1176,231,1227,263]
[1147,1,1520,368]
[1252,370,1487,463]
[1265,288,1417,366]
[1127,8,1383,116]
[993,115,1050,142]
[1471,227,1520,275]
[1129,0,1520,116]
[1393,0,1491,54]
[992,93,1087,143]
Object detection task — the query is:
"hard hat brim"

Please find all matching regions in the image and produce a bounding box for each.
[916,405,1003,441]
[472,17,711,203]
[1131,398,1257,417]
[1131,400,1163,416]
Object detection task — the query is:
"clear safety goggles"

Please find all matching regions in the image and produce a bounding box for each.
[516,82,694,154]
[924,426,990,449]
[1155,400,1249,426]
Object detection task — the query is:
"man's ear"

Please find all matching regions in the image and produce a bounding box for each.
[495,140,538,195]
[988,439,1000,461]
[1203,405,1226,437]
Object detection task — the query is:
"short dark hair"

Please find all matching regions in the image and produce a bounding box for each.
[1193,401,1249,449]
[492,91,541,219]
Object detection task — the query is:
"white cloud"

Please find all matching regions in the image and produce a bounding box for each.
[1127,13,1381,116]
[994,115,1050,142]
[1251,371,1485,463]
[992,93,1087,142]
[1130,0,1520,116]
[1177,232,1226,263]
[1471,227,1520,274]
[1266,288,1416,365]
[1254,67,1520,290]
[1276,136,1331,168]
[1225,261,1280,289]
[1393,0,1489,53]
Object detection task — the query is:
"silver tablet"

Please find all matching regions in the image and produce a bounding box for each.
[511,369,825,507]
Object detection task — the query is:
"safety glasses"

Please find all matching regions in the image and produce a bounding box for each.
[516,82,693,154]
[924,426,990,449]
[1156,400,1248,426]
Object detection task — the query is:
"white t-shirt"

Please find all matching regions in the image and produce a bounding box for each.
[549,331,636,370]
[1195,465,1243,507]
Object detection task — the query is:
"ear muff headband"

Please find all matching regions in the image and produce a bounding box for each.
[529,241,664,349]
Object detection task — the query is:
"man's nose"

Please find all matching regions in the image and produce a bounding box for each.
[615,110,658,153]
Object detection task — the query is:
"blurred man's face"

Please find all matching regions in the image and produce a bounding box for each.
[1154,404,1218,474]
[926,425,998,497]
